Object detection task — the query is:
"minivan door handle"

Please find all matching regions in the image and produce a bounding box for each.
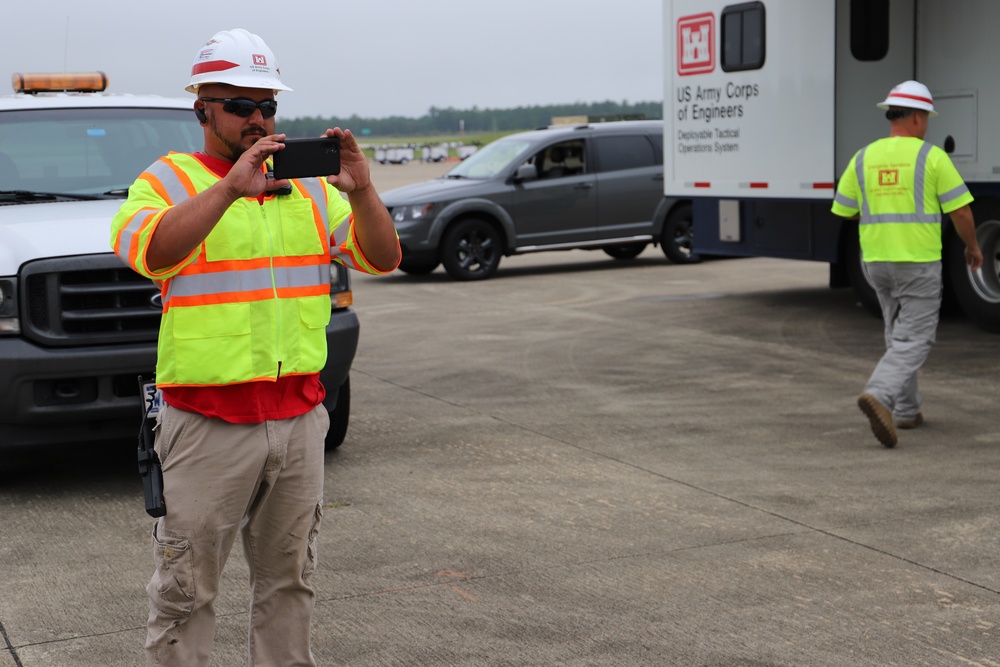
[574,182,594,190]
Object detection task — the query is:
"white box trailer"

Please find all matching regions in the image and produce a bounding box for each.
[663,0,1000,332]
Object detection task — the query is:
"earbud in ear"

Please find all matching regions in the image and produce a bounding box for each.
[194,106,207,124]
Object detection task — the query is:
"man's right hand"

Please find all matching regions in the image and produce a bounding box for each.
[966,245,984,272]
[224,133,291,199]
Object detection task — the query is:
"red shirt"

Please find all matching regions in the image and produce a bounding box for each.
[161,152,326,424]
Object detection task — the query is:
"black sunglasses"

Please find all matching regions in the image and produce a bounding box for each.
[199,97,278,119]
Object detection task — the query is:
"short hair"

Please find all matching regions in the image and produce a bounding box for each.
[885,107,916,121]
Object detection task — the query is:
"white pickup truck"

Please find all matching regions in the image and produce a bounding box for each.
[0,72,357,449]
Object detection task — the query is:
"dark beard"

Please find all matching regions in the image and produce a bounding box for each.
[209,116,267,162]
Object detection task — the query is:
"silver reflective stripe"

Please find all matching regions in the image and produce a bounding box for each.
[331,211,352,248]
[166,264,328,301]
[913,141,931,212]
[118,209,159,258]
[116,159,189,256]
[939,182,970,205]
[855,147,870,222]
[856,142,941,225]
[295,178,333,238]
[834,191,858,208]
[146,159,190,205]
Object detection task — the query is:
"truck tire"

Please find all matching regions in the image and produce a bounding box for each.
[325,376,350,451]
[844,222,882,319]
[946,201,1000,333]
[661,204,701,264]
[441,218,502,280]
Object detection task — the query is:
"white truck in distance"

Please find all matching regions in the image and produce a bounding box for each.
[663,0,1000,332]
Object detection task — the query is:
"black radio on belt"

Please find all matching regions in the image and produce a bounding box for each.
[137,375,166,518]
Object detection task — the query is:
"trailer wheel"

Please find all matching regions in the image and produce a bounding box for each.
[946,202,1000,333]
[661,204,701,264]
[844,223,882,319]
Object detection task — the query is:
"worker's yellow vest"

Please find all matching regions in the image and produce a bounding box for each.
[111,153,351,387]
[831,136,972,262]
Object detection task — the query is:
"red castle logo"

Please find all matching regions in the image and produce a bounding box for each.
[677,13,715,76]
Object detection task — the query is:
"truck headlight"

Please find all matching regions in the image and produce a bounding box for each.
[0,277,19,334]
[391,203,434,223]
[329,263,353,310]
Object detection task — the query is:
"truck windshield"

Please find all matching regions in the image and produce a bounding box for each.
[444,137,532,180]
[0,107,201,195]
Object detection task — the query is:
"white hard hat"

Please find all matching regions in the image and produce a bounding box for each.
[876,80,937,117]
[186,28,292,94]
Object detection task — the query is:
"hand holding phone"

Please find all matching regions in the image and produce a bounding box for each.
[272,136,341,180]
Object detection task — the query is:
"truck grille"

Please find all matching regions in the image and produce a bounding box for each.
[20,254,161,347]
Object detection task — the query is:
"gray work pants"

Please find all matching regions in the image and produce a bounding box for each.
[145,403,328,667]
[863,261,942,420]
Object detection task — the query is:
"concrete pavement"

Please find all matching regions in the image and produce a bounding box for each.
[1,162,999,665]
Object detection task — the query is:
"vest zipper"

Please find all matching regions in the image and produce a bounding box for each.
[260,201,282,378]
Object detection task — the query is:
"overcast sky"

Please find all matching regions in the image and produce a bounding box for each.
[3,0,664,121]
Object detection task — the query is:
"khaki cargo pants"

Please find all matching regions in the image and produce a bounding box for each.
[145,403,328,667]
[863,261,942,421]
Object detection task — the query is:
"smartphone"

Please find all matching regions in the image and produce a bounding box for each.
[272,136,341,179]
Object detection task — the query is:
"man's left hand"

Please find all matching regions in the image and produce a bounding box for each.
[324,128,371,193]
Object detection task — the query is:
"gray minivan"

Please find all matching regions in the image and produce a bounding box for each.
[381,120,695,280]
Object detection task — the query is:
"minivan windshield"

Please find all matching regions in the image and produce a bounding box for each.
[0,107,202,195]
[444,137,533,180]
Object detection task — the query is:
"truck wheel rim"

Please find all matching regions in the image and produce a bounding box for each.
[968,219,1000,305]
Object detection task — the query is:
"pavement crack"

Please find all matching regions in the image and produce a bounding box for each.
[0,621,25,667]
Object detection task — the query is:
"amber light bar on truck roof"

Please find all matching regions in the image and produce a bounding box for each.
[11,72,108,94]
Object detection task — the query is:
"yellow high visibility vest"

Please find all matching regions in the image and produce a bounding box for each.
[111,153,365,387]
[831,136,973,262]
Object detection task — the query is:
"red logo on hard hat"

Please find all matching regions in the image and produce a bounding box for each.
[678,13,714,76]
[253,54,267,67]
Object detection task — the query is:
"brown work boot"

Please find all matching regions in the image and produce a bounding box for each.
[857,393,898,448]
[895,413,924,429]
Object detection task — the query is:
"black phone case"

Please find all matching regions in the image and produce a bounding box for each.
[273,137,341,179]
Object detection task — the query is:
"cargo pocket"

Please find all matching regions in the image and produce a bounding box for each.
[172,303,252,384]
[147,525,196,620]
[302,503,323,581]
[278,199,326,256]
[296,296,331,371]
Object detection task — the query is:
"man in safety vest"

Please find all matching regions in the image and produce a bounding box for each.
[110,28,400,666]
[832,80,982,448]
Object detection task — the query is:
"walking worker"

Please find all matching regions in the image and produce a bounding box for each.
[110,28,400,666]
[831,80,982,448]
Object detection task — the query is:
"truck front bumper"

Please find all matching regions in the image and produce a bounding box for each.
[0,308,359,447]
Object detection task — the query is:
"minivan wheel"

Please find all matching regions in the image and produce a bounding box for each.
[603,243,647,260]
[661,204,701,264]
[397,257,440,275]
[441,218,502,280]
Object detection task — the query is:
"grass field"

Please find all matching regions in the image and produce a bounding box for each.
[358,130,517,159]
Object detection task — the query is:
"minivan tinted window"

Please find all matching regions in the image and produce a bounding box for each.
[594,135,657,173]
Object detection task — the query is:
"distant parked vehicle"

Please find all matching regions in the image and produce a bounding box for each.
[382,120,692,280]
[425,144,449,162]
[375,145,415,165]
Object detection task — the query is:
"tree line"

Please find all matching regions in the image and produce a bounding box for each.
[280,100,663,139]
